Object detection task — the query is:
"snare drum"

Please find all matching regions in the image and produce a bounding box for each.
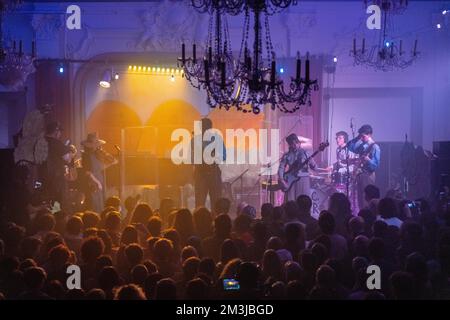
[331,172,349,185]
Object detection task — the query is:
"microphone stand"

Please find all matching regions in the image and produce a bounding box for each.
[230,168,249,204]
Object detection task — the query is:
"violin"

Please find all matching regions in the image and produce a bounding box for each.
[94,148,117,168]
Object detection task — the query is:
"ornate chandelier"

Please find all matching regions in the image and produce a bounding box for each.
[0,0,36,90]
[191,0,298,15]
[180,0,318,114]
[179,5,243,110]
[352,0,418,71]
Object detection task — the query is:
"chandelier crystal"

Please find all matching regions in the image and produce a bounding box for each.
[0,0,36,90]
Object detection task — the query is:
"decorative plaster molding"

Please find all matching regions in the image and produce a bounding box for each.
[31,14,63,40]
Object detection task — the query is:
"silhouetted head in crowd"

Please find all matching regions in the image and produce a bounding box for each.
[125,243,144,268]
[98,266,121,294]
[81,211,100,230]
[144,273,164,299]
[378,197,399,219]
[132,203,153,225]
[236,262,260,290]
[372,220,388,238]
[286,280,307,300]
[214,197,231,216]
[348,216,365,238]
[66,216,83,236]
[181,245,199,263]
[48,244,71,269]
[20,237,42,260]
[182,256,200,282]
[65,288,85,300]
[104,211,121,232]
[131,264,148,286]
[45,280,66,300]
[86,288,106,300]
[174,208,195,243]
[19,258,37,272]
[400,221,423,245]
[368,237,385,262]
[389,271,415,299]
[296,195,312,217]
[186,236,202,257]
[155,278,177,300]
[234,213,252,235]
[273,206,285,222]
[214,214,232,239]
[23,266,47,291]
[284,222,306,249]
[153,238,174,263]
[80,236,105,264]
[185,278,208,300]
[318,210,336,235]
[252,221,268,244]
[266,236,283,251]
[114,284,146,300]
[95,255,113,274]
[147,216,162,237]
[364,184,380,203]
[193,207,213,239]
[241,205,257,220]
[36,213,56,234]
[315,264,336,288]
[352,235,369,257]
[328,193,352,219]
[97,229,113,255]
[220,239,239,265]
[284,201,300,221]
[120,226,138,246]
[285,261,302,282]
[105,196,121,211]
[199,257,216,278]
[262,249,284,282]
[261,203,274,222]
[311,242,329,266]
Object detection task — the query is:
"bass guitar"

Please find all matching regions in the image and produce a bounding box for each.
[280,141,329,193]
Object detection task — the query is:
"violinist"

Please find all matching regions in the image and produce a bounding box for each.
[81,132,117,212]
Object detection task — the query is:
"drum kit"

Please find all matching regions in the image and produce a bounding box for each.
[260,170,353,217]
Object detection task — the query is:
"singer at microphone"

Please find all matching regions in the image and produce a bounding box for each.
[347,124,381,210]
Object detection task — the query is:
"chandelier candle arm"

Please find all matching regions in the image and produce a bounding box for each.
[305,52,310,83]
[182,43,186,65]
[193,43,197,64]
[413,39,417,56]
[362,38,365,53]
[353,38,356,55]
[296,52,301,83]
[399,40,402,55]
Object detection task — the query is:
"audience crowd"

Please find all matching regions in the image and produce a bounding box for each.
[1,180,450,300]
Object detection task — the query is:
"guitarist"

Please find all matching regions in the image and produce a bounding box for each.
[278,134,320,202]
[347,124,381,209]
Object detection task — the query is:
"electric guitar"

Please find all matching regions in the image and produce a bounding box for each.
[280,141,329,193]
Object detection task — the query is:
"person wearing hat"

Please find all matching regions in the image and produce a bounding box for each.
[43,121,72,205]
[81,132,112,212]
[346,124,380,209]
[278,133,318,202]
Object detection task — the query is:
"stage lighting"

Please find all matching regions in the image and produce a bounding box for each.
[385,41,391,48]
[279,67,284,74]
[437,23,442,29]
[443,10,448,15]
[99,69,112,88]
[114,73,119,80]
[333,56,338,63]
[58,66,64,73]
